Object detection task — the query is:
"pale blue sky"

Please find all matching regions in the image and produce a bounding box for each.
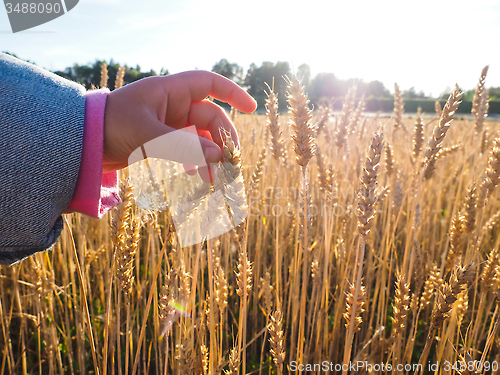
[1,0,500,97]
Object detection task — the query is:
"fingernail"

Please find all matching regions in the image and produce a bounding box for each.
[204,147,220,163]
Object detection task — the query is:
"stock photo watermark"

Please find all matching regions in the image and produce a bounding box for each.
[248,185,357,218]
[128,126,247,248]
[3,0,79,33]
[289,360,500,373]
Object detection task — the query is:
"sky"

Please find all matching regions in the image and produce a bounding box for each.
[1,0,500,97]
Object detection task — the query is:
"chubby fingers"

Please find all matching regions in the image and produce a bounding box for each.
[166,70,257,114]
[188,99,240,149]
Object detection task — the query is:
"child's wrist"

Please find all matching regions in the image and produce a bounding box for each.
[67,88,121,218]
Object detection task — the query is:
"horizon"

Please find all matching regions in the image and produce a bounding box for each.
[1,0,500,97]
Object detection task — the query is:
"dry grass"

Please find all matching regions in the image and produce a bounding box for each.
[2,68,500,374]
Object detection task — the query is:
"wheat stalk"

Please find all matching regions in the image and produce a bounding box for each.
[286,75,315,362]
[342,131,383,374]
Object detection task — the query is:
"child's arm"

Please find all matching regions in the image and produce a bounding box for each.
[0,53,86,265]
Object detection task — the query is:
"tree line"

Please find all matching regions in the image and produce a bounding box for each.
[211,59,500,113]
[4,52,500,113]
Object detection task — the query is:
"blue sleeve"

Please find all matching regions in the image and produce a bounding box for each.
[0,53,86,265]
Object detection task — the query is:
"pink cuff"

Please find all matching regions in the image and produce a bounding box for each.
[67,88,121,218]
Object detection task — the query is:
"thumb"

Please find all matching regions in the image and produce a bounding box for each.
[196,128,221,164]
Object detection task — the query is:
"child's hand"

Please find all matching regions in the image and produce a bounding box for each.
[102,71,257,181]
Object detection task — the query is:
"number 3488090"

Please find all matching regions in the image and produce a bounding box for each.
[5,3,62,14]
[443,360,498,372]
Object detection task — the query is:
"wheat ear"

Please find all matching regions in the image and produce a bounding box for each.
[349,95,365,134]
[357,132,384,240]
[315,103,332,137]
[420,263,441,309]
[417,263,477,368]
[335,86,356,150]
[479,137,500,207]
[472,66,489,115]
[435,100,442,118]
[446,214,465,271]
[413,107,424,160]
[250,146,267,192]
[115,66,125,89]
[116,216,140,296]
[268,309,285,375]
[473,65,489,134]
[385,143,395,178]
[286,75,315,167]
[100,62,108,88]
[218,128,248,237]
[265,82,284,161]
[393,83,404,132]
[343,281,366,333]
[423,84,463,179]
[260,272,274,318]
[463,183,477,235]
[390,272,410,340]
[431,263,477,329]
[316,146,332,193]
[481,248,498,291]
[224,347,239,375]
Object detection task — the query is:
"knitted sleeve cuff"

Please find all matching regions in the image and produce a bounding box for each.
[67,88,121,218]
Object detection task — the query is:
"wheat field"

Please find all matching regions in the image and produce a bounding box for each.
[1,67,500,375]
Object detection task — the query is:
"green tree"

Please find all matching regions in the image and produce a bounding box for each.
[297,63,311,89]
[244,61,291,109]
[212,59,243,84]
[309,72,338,104]
[490,87,500,101]
[1,51,36,65]
[54,60,167,90]
[404,87,418,99]
[366,80,390,98]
